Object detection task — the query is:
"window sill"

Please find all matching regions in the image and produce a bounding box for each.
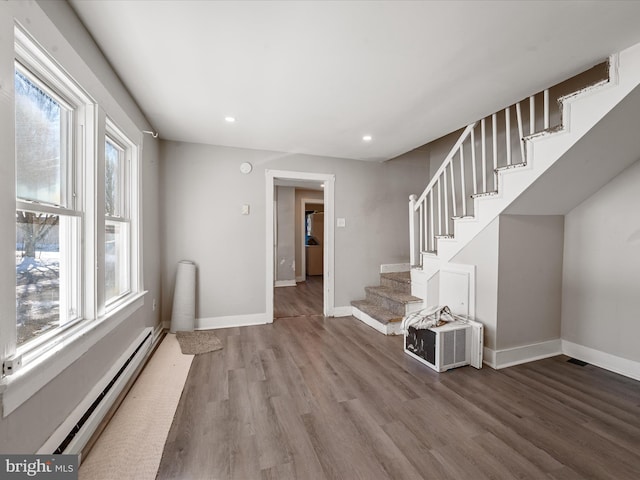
[0,291,147,418]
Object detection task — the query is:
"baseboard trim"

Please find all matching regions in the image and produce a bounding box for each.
[380,263,410,273]
[493,339,562,369]
[275,280,297,288]
[332,306,353,317]
[196,312,271,330]
[295,275,305,283]
[562,340,640,382]
[483,347,497,369]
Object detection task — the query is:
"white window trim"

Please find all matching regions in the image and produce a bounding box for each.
[1,293,146,417]
[1,25,146,418]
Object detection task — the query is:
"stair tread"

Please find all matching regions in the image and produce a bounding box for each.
[471,190,499,199]
[380,271,411,283]
[365,285,422,304]
[351,300,403,324]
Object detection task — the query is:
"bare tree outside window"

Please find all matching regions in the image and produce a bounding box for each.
[15,69,68,345]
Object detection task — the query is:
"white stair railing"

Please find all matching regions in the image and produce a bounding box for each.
[410,89,551,266]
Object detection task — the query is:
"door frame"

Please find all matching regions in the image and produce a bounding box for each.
[266,169,335,321]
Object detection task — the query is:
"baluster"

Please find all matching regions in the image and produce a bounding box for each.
[544,89,550,129]
[505,106,512,166]
[460,145,467,216]
[471,127,477,196]
[443,171,449,235]
[437,176,442,236]
[409,194,417,266]
[481,118,487,193]
[516,102,525,163]
[418,202,423,254]
[429,189,434,251]
[529,95,535,134]
[492,113,498,189]
[449,161,457,218]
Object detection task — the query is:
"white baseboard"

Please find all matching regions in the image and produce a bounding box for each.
[380,263,410,273]
[493,339,562,369]
[275,280,297,288]
[296,275,305,283]
[38,327,153,454]
[483,347,497,368]
[562,340,640,382]
[332,305,353,317]
[196,312,271,330]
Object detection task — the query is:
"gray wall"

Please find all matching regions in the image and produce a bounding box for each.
[562,159,640,361]
[497,215,564,350]
[276,187,296,282]
[160,141,429,321]
[452,217,500,350]
[0,1,161,452]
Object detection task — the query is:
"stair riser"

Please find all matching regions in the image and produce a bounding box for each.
[365,290,420,317]
[352,306,403,336]
[380,277,412,294]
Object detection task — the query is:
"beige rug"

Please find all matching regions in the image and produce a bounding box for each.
[175,330,223,355]
[79,333,194,480]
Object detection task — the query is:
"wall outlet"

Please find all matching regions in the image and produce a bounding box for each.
[3,354,23,376]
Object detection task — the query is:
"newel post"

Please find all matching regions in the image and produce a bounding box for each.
[409,194,418,267]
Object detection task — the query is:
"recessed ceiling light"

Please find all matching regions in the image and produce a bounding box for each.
[362,135,372,142]
[225,116,236,123]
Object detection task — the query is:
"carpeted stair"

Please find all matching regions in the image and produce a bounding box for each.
[351,271,423,335]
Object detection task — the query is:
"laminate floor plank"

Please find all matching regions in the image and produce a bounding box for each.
[157,314,640,480]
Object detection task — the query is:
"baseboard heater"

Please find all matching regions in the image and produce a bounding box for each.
[38,327,153,456]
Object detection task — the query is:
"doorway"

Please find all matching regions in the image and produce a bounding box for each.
[266,170,335,322]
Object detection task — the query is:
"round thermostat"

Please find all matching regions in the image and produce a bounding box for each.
[240,162,253,174]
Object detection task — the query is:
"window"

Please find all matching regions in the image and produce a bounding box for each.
[11,27,141,361]
[104,124,133,305]
[14,63,81,347]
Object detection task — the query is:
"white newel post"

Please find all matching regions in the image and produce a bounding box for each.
[409,194,418,267]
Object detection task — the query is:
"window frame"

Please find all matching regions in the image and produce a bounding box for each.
[6,26,143,389]
[103,119,138,310]
[14,28,90,356]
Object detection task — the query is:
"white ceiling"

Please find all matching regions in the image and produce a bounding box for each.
[69,0,640,162]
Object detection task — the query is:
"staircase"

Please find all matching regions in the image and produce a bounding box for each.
[410,44,640,267]
[351,42,640,337]
[351,271,422,335]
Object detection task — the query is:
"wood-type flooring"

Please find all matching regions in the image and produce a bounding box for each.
[274,275,323,318]
[158,300,640,479]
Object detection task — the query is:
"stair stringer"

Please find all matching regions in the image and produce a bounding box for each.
[432,43,640,264]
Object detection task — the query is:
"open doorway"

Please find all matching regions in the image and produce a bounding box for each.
[266,170,335,322]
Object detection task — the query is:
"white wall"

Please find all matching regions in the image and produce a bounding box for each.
[562,159,640,363]
[275,186,296,283]
[0,1,161,452]
[497,215,564,350]
[160,141,429,323]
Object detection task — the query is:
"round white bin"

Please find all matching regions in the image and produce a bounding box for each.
[170,260,196,333]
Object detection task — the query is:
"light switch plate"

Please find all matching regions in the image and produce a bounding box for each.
[242,204,250,215]
[337,218,346,227]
